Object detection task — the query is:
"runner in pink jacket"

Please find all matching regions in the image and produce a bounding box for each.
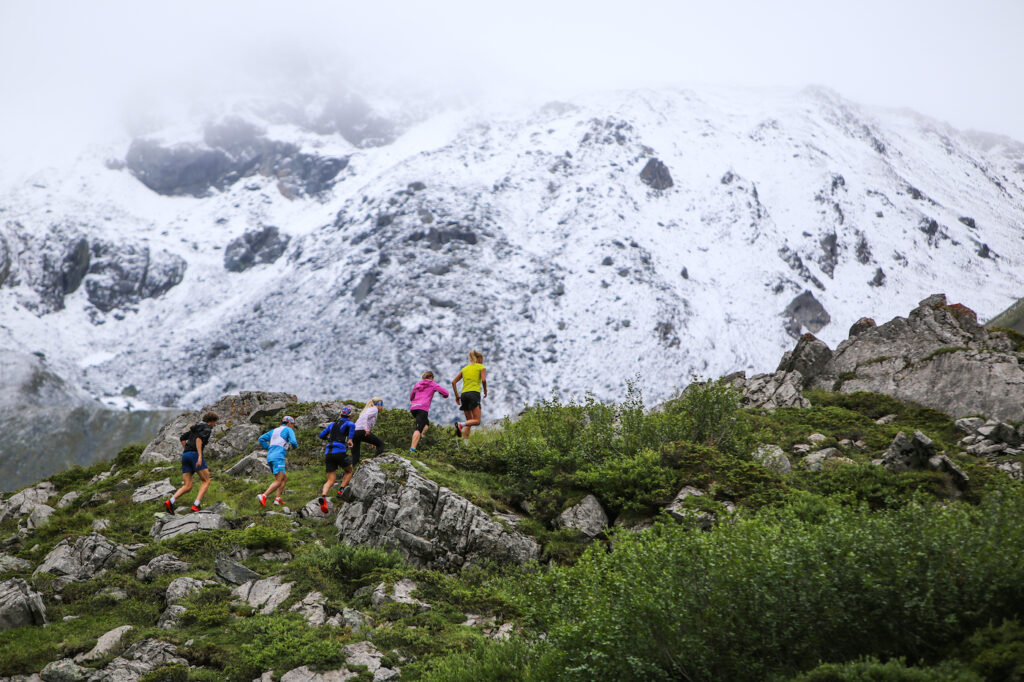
[409,371,449,452]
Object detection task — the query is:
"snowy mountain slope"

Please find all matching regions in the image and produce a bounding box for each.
[1,85,1022,418]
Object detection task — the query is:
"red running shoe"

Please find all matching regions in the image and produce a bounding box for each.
[258,493,267,507]
[164,499,175,515]
[319,497,329,515]
[190,504,201,512]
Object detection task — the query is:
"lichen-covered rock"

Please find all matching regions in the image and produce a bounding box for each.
[753,444,792,474]
[165,577,207,605]
[289,591,327,626]
[150,512,230,541]
[784,290,831,338]
[727,370,810,410]
[335,455,539,570]
[88,639,187,682]
[0,553,34,573]
[342,641,400,681]
[34,534,134,581]
[0,482,55,522]
[878,431,969,489]
[74,625,132,663]
[370,579,429,612]
[136,553,190,582]
[26,504,55,530]
[215,555,261,585]
[0,578,48,630]
[554,494,608,538]
[40,658,88,682]
[233,576,292,614]
[131,479,175,504]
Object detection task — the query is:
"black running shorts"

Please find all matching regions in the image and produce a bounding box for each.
[411,409,429,432]
[325,452,351,473]
[460,391,481,412]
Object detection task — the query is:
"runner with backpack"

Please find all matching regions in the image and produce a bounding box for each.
[164,411,219,514]
[257,416,298,507]
[408,371,449,452]
[316,406,356,514]
[346,398,385,490]
[452,350,487,444]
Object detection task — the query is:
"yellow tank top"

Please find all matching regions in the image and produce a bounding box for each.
[461,363,485,393]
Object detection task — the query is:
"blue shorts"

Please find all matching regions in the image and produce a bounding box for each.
[181,451,208,474]
[268,457,286,475]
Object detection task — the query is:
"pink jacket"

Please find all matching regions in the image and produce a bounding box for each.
[409,379,449,412]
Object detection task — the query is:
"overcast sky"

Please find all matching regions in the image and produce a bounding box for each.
[1,0,1022,175]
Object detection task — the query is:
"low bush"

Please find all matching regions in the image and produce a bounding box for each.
[790,657,980,681]
[223,614,345,681]
[289,542,403,595]
[113,443,145,468]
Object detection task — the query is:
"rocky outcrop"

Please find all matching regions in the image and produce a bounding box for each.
[87,639,187,682]
[215,555,261,585]
[150,512,230,541]
[140,391,295,463]
[126,119,348,199]
[74,625,132,663]
[0,578,48,630]
[753,444,792,474]
[40,658,89,681]
[341,641,400,682]
[165,576,208,605]
[639,158,673,190]
[371,579,429,612]
[733,295,1024,421]
[335,455,540,570]
[554,495,608,538]
[727,369,810,410]
[34,534,134,582]
[957,417,1024,480]
[664,486,735,530]
[877,431,969,489]
[131,479,175,504]
[0,482,55,522]
[136,553,190,582]
[232,576,292,614]
[224,226,290,272]
[280,667,357,682]
[784,290,831,338]
[83,240,186,312]
[290,591,329,626]
[0,553,34,573]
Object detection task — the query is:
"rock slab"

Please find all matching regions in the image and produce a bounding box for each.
[0,578,48,630]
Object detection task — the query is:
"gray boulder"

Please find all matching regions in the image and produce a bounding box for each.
[40,658,89,682]
[233,576,292,614]
[664,486,735,530]
[215,555,261,585]
[74,625,132,663]
[370,579,429,612]
[280,667,357,682]
[88,639,187,682]
[205,424,261,461]
[753,444,792,474]
[0,578,48,630]
[141,392,295,463]
[0,553,34,573]
[639,158,673,190]
[56,491,81,509]
[784,291,831,338]
[335,455,539,570]
[0,482,55,522]
[554,494,608,538]
[326,607,373,632]
[297,497,333,521]
[26,504,55,530]
[342,641,400,681]
[91,519,110,532]
[130,479,175,504]
[289,591,328,626]
[727,370,810,410]
[83,240,186,312]
[34,534,134,581]
[224,227,290,272]
[157,604,187,630]
[802,447,844,471]
[225,452,271,478]
[879,431,969,489]
[165,577,207,605]
[136,553,190,582]
[150,512,230,541]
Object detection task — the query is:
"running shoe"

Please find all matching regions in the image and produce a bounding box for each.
[164,499,175,515]
[273,497,284,506]
[319,497,329,515]
[190,503,201,512]
[258,493,267,507]
[336,486,346,498]
[454,420,463,437]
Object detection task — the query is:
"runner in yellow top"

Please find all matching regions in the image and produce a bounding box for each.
[452,350,487,444]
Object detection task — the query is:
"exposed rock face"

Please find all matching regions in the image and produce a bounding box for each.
[206,425,263,461]
[83,240,186,312]
[878,431,969,489]
[136,553,190,582]
[335,455,540,570]
[40,658,89,682]
[150,512,230,541]
[26,505,55,531]
[140,391,295,463]
[726,370,810,410]
[233,575,293,614]
[784,290,831,338]
[74,625,132,663]
[223,226,290,272]
[0,482,55,522]
[957,418,1024,479]
[34,534,134,581]
[88,639,188,682]
[165,576,208,605]
[554,494,608,538]
[215,555,261,585]
[225,452,271,478]
[157,604,187,630]
[639,158,673,190]
[734,295,1024,422]
[0,578,48,630]
[131,479,175,504]
[126,119,348,199]
[342,641,400,681]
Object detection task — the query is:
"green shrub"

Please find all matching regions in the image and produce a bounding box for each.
[114,443,145,468]
[787,465,946,509]
[139,662,191,682]
[223,614,345,681]
[289,542,403,595]
[413,638,537,681]
[959,619,1024,681]
[791,657,981,681]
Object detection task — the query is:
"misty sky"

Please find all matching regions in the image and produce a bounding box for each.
[1,0,1022,176]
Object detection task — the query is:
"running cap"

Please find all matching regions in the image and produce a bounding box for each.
[282,416,296,424]
[339,406,353,417]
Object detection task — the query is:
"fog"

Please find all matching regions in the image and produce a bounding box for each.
[1,0,1022,178]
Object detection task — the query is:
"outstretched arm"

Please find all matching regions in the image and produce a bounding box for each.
[481,368,488,398]
[436,382,449,399]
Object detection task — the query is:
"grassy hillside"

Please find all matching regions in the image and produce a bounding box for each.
[2,383,1023,681]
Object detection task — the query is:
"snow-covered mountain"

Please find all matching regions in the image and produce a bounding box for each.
[2,85,1023,417]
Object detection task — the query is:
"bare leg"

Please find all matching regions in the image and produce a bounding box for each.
[263,473,286,498]
[195,469,211,504]
[411,424,428,450]
[339,465,354,489]
[173,473,194,501]
[321,472,337,498]
[463,406,482,440]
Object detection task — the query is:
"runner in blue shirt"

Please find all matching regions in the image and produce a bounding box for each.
[257,416,298,507]
[316,406,356,514]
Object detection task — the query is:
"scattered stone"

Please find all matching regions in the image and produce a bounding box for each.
[150,512,230,541]
[554,494,608,538]
[808,433,827,444]
[56,491,81,510]
[90,639,188,682]
[0,553,33,573]
[280,666,357,682]
[131,479,176,504]
[802,447,843,471]
[342,641,400,681]
[39,658,88,682]
[792,444,812,454]
[753,445,792,474]
[0,578,48,630]
[34,534,135,581]
[136,553,190,582]
[370,579,429,612]
[75,625,132,663]
[259,550,292,562]
[327,607,372,632]
[0,482,55,522]
[336,455,539,570]
[726,369,810,410]
[233,576,293,614]
[664,486,734,530]
[91,519,111,532]
[165,577,207,605]
[157,604,187,630]
[978,421,1020,447]
[639,158,673,190]
[289,591,327,626]
[215,555,261,585]
[224,226,290,273]
[955,417,986,434]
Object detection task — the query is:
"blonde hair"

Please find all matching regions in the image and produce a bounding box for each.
[469,350,484,364]
[422,371,434,380]
[363,397,384,411]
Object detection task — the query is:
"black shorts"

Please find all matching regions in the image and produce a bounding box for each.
[325,452,351,473]
[411,409,429,432]
[461,391,481,412]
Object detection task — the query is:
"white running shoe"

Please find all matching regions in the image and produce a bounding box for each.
[258,493,267,507]
[273,497,284,505]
